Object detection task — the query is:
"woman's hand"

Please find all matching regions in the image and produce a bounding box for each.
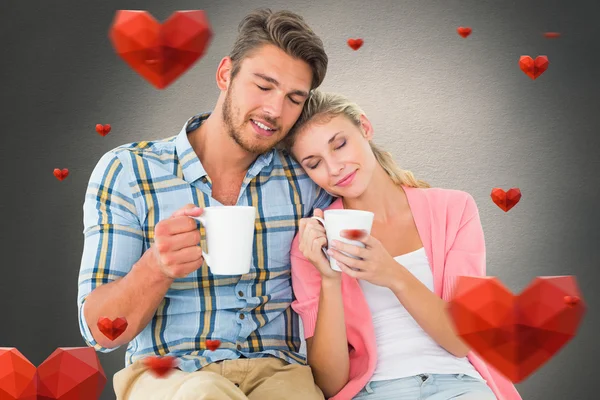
[327,229,401,288]
[298,209,341,280]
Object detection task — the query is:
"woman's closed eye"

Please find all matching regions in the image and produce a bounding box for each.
[306,141,346,170]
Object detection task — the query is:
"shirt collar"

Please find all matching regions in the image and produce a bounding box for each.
[176,112,276,184]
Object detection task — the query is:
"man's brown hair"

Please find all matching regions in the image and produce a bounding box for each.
[229,9,328,90]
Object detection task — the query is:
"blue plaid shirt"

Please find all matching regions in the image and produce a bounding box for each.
[77,112,332,371]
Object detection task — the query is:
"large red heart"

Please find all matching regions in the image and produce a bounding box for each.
[519,55,549,80]
[0,347,106,399]
[490,187,521,212]
[205,339,221,351]
[97,316,128,341]
[108,10,213,89]
[447,276,585,383]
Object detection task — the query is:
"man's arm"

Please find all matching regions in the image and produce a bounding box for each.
[77,151,173,350]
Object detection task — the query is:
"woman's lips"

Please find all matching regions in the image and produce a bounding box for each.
[336,170,357,187]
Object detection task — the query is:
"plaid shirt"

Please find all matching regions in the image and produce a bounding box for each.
[77,112,332,372]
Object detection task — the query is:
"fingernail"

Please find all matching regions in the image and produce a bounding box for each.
[331,240,339,247]
[327,249,334,255]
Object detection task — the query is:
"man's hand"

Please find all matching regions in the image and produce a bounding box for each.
[151,204,205,280]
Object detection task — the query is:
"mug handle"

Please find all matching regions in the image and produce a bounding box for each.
[193,216,211,266]
[310,216,330,260]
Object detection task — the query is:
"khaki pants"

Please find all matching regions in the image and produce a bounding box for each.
[113,357,325,400]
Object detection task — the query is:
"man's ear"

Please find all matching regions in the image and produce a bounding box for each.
[216,56,233,91]
[359,114,374,140]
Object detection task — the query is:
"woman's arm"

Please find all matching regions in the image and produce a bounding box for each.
[305,274,350,398]
[389,268,470,357]
[389,193,484,358]
[290,221,350,398]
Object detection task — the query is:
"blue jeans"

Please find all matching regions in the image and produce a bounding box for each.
[353,373,497,399]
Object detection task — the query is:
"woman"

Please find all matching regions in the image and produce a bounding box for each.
[283,90,521,400]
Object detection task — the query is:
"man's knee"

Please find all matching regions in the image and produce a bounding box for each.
[173,371,246,400]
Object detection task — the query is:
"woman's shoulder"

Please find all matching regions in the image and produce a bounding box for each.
[404,185,478,215]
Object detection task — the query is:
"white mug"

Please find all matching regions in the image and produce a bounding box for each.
[192,206,256,275]
[311,209,374,271]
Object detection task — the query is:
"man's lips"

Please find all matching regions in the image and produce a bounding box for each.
[250,118,277,131]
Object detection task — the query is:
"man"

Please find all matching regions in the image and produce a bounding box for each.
[77,9,332,399]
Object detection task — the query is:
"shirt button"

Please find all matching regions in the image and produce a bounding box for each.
[239,313,245,320]
[238,291,243,297]
[237,344,242,350]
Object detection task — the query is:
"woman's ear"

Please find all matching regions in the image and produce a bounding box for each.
[359,114,374,140]
[216,56,233,91]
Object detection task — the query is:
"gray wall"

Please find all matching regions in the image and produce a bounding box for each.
[1,1,598,399]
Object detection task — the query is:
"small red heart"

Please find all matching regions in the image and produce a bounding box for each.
[457,27,472,38]
[490,187,522,212]
[143,356,178,378]
[206,339,221,351]
[97,317,128,341]
[347,38,364,51]
[96,124,111,136]
[53,168,69,181]
[448,276,586,383]
[519,55,549,80]
[342,229,367,240]
[564,295,580,307]
[109,10,213,89]
[543,32,561,38]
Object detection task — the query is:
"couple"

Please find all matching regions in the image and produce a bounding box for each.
[77,8,520,400]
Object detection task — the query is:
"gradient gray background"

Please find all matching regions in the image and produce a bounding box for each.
[1,0,599,399]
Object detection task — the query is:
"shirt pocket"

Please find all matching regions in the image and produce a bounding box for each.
[253,203,306,272]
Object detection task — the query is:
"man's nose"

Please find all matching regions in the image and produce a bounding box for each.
[262,92,285,118]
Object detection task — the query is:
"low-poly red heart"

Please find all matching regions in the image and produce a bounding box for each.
[448,276,585,383]
[0,347,106,400]
[109,10,213,89]
[347,38,364,50]
[95,124,111,137]
[53,168,69,181]
[143,356,178,378]
[519,55,549,80]
[490,187,521,212]
[457,27,472,38]
[97,317,128,341]
[206,339,221,351]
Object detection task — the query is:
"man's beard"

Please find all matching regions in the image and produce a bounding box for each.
[222,89,281,155]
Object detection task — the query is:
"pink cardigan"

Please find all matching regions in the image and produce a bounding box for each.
[290,185,521,400]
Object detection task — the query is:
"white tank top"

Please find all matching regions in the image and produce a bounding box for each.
[358,247,484,382]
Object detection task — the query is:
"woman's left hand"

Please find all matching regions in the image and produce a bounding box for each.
[327,229,402,288]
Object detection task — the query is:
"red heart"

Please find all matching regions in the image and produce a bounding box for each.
[53,168,69,181]
[543,32,561,39]
[95,124,111,136]
[0,347,106,400]
[457,27,472,38]
[206,339,221,351]
[347,38,364,51]
[97,317,128,341]
[448,276,585,383]
[0,348,37,400]
[342,229,367,240]
[109,10,213,89]
[564,295,580,307]
[490,187,522,212]
[519,55,549,80]
[143,356,178,378]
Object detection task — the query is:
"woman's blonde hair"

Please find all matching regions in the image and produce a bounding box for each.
[282,90,431,189]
